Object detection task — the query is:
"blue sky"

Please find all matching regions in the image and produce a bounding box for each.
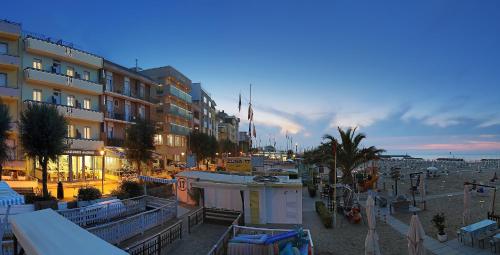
[4,0,500,158]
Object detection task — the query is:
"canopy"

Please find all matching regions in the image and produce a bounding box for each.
[9,209,128,255]
[139,175,177,184]
[364,196,380,255]
[0,181,24,206]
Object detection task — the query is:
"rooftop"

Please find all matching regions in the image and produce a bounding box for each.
[176,171,302,186]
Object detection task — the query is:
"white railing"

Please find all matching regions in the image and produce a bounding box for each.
[87,203,177,245]
[57,196,147,227]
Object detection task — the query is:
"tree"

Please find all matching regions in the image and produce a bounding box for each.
[124,119,155,176]
[189,131,217,167]
[20,103,67,198]
[323,127,384,185]
[218,139,237,155]
[0,102,12,180]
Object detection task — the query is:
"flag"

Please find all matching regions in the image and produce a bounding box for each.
[252,123,256,138]
[248,122,251,134]
[247,105,252,120]
[238,93,241,112]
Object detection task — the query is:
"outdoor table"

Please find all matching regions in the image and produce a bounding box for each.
[460,219,497,247]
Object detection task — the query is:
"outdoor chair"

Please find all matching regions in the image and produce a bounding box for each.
[456,229,463,243]
[478,229,495,249]
[491,237,500,253]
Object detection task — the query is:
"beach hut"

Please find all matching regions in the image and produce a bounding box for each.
[9,209,128,255]
[176,171,303,225]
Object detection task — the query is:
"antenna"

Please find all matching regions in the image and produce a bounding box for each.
[135,59,138,71]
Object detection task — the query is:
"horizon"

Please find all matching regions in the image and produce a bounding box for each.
[3,0,500,157]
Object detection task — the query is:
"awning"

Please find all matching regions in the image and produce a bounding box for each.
[105,147,126,159]
[139,175,177,184]
[2,161,25,171]
[0,181,24,206]
[9,209,128,255]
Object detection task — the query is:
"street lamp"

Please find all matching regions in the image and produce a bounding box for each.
[99,149,105,193]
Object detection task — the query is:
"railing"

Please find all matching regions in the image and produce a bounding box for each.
[124,220,183,255]
[488,212,500,226]
[57,196,147,227]
[23,99,100,113]
[187,207,204,233]
[87,203,176,244]
[207,225,234,255]
[107,137,125,147]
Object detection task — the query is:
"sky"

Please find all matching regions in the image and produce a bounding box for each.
[3,0,500,159]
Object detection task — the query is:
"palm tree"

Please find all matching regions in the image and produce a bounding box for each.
[124,119,155,176]
[323,127,384,185]
[0,102,12,180]
[20,103,67,198]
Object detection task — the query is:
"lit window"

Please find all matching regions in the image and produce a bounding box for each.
[67,95,75,107]
[154,134,163,145]
[0,43,7,54]
[83,127,91,139]
[83,99,91,110]
[32,89,42,102]
[0,73,6,87]
[174,136,181,147]
[66,66,74,77]
[32,59,42,70]
[83,71,90,81]
[167,134,174,146]
[67,125,75,138]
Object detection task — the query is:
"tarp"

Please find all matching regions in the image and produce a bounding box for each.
[9,209,128,255]
[364,195,380,255]
[139,175,177,184]
[0,181,24,206]
[407,215,426,255]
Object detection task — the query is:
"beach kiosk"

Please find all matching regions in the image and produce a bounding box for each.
[9,209,128,255]
[176,171,303,225]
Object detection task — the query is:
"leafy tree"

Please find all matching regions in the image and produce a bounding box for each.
[323,127,384,185]
[0,102,11,180]
[218,139,238,155]
[124,119,155,175]
[20,103,67,198]
[189,131,217,167]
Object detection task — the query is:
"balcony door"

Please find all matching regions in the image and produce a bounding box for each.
[125,101,131,121]
[124,77,130,96]
[52,91,61,104]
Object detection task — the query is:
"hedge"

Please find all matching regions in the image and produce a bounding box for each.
[315,201,333,228]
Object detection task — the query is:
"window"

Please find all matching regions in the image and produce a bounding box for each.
[139,83,145,98]
[66,66,74,77]
[67,125,75,138]
[138,105,145,119]
[105,72,113,91]
[174,136,181,147]
[0,43,7,54]
[32,89,42,102]
[83,99,91,110]
[154,134,163,145]
[32,59,42,70]
[174,154,180,162]
[167,134,174,146]
[52,60,61,74]
[203,96,207,104]
[83,71,90,81]
[0,73,6,87]
[124,77,130,95]
[67,95,75,107]
[83,127,91,139]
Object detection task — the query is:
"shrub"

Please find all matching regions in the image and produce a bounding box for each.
[315,201,333,228]
[77,187,102,201]
[431,213,446,235]
[111,180,143,199]
[25,193,56,204]
[307,183,317,197]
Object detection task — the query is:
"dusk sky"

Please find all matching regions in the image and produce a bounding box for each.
[4,0,500,158]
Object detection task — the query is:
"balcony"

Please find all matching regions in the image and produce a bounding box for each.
[0,54,20,70]
[24,36,102,69]
[24,68,103,95]
[169,123,190,136]
[106,138,124,147]
[0,86,19,100]
[65,138,104,151]
[0,20,21,40]
[24,100,103,122]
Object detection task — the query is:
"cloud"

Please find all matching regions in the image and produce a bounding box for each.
[478,118,500,128]
[411,141,500,151]
[423,116,461,128]
[251,110,303,135]
[329,108,390,129]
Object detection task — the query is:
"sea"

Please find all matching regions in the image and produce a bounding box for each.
[384,151,500,161]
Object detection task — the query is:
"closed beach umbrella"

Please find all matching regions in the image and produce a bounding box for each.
[407,215,426,255]
[463,185,471,225]
[365,195,381,255]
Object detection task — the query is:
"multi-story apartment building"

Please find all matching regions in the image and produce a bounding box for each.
[100,60,159,178]
[217,110,240,144]
[238,131,251,153]
[140,66,192,164]
[0,20,22,172]
[190,82,217,138]
[21,33,105,182]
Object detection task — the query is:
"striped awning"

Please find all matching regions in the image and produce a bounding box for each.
[0,181,25,206]
[139,176,177,184]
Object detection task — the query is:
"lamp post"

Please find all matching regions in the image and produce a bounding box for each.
[99,149,105,193]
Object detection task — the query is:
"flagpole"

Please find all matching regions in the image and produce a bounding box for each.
[333,140,337,228]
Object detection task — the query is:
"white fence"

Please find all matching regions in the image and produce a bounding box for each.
[57,196,147,227]
[87,202,177,245]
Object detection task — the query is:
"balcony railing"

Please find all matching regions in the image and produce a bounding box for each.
[24,100,103,122]
[24,36,103,68]
[0,20,21,38]
[24,67,103,95]
[65,138,104,151]
[169,123,190,136]
[105,111,139,122]
[0,54,20,68]
[169,103,192,120]
[0,86,19,99]
[108,87,152,103]
[107,138,125,147]
[169,85,191,103]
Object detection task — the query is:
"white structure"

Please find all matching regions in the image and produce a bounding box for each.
[176,171,303,225]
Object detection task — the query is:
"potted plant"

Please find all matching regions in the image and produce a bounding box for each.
[432,213,447,242]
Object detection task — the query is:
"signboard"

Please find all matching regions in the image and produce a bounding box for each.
[226,157,251,172]
[187,154,197,168]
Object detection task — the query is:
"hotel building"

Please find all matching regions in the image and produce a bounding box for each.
[140,66,192,164]
[217,110,240,144]
[100,60,160,179]
[0,20,23,173]
[190,82,217,138]
[21,33,105,182]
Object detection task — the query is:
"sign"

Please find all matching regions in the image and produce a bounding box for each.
[187,154,197,168]
[63,150,100,156]
[178,177,187,191]
[226,157,251,172]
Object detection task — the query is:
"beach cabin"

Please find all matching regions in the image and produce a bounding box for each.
[176,171,303,225]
